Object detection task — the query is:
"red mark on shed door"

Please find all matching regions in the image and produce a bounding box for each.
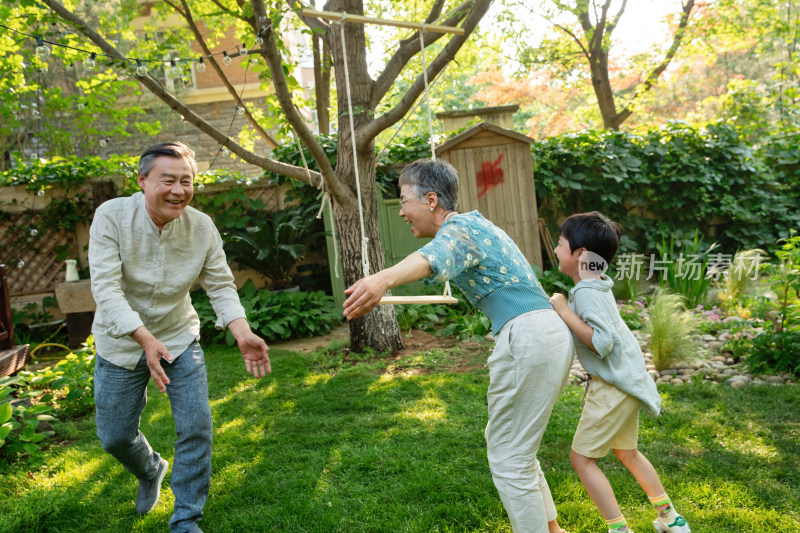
[476,153,505,198]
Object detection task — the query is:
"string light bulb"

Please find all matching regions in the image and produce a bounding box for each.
[250,57,258,65]
[36,188,45,196]
[36,37,51,58]
[83,52,97,71]
[30,228,39,237]
[240,44,248,56]
[196,57,206,73]
[77,101,85,111]
[100,138,108,147]
[221,147,229,156]
[169,59,181,76]
[255,30,264,46]
[136,59,148,76]
[17,259,25,269]
[197,182,205,191]
[222,51,231,65]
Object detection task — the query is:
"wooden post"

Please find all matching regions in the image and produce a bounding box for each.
[0,264,31,376]
[0,264,13,351]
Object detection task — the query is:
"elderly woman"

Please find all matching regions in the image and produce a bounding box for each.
[343,159,574,533]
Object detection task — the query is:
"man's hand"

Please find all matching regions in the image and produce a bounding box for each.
[238,332,271,378]
[228,318,270,378]
[132,327,172,393]
[343,275,388,320]
[549,293,569,315]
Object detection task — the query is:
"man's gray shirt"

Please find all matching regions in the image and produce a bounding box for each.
[89,192,245,369]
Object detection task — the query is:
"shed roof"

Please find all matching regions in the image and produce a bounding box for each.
[435,122,535,155]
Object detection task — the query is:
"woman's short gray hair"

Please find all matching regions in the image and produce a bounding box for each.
[398,159,459,211]
[138,141,198,178]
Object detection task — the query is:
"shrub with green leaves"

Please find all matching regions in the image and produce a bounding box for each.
[618,299,647,330]
[394,285,492,342]
[533,265,574,295]
[0,341,95,468]
[646,291,699,371]
[745,331,800,377]
[533,123,799,254]
[192,280,342,344]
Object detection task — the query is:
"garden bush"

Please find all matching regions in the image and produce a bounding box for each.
[394,285,492,342]
[745,331,800,377]
[0,340,95,468]
[192,280,342,344]
[533,122,799,255]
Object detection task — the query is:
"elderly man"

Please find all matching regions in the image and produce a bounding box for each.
[89,141,270,533]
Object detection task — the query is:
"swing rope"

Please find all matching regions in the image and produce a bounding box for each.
[418,22,454,301]
[336,13,456,304]
[339,11,371,279]
[297,137,341,279]
[419,23,437,162]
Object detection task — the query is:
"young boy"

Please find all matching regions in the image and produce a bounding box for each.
[549,212,690,533]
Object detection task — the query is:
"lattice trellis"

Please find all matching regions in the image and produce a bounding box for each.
[0,212,76,296]
[0,183,277,297]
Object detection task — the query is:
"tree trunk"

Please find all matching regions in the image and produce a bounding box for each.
[590,48,620,130]
[333,153,403,353]
[331,0,403,353]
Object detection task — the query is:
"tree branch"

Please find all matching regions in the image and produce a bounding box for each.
[371,0,467,108]
[359,0,492,147]
[251,0,356,208]
[606,0,628,35]
[285,0,331,34]
[615,0,696,125]
[40,0,321,184]
[169,0,279,149]
[209,0,236,16]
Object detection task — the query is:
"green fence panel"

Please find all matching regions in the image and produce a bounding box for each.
[324,193,433,309]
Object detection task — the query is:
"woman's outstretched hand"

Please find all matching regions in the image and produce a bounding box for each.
[343,275,387,320]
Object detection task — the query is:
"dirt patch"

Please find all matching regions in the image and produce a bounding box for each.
[271,324,492,374]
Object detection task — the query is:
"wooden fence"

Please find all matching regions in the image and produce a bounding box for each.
[0,181,281,301]
[0,212,77,296]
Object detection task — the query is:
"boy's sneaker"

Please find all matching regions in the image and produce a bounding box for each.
[653,516,690,533]
[136,457,169,514]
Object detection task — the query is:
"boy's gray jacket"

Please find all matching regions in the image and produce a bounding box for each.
[568,276,661,417]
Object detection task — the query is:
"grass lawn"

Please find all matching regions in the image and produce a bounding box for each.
[1,337,798,532]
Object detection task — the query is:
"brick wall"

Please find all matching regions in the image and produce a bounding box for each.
[110,95,273,177]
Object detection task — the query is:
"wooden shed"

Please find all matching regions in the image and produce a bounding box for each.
[435,122,543,269]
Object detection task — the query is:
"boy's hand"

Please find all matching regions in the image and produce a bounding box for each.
[549,293,569,314]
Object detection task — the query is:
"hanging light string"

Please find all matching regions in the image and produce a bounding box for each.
[1,21,269,182]
[0,23,263,72]
[201,53,258,178]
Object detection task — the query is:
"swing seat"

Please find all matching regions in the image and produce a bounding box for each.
[379,295,458,305]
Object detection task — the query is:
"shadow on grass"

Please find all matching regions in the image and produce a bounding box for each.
[203,346,506,532]
[1,343,798,533]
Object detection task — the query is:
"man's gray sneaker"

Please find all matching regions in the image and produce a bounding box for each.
[136,458,169,514]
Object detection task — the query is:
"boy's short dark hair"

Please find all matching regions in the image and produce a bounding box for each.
[559,211,622,264]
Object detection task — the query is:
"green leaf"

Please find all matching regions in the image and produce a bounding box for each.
[0,402,11,424]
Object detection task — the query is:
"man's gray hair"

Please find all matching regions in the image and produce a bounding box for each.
[398,159,459,211]
[138,141,198,178]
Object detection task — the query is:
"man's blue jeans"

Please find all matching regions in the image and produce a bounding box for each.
[94,341,212,533]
